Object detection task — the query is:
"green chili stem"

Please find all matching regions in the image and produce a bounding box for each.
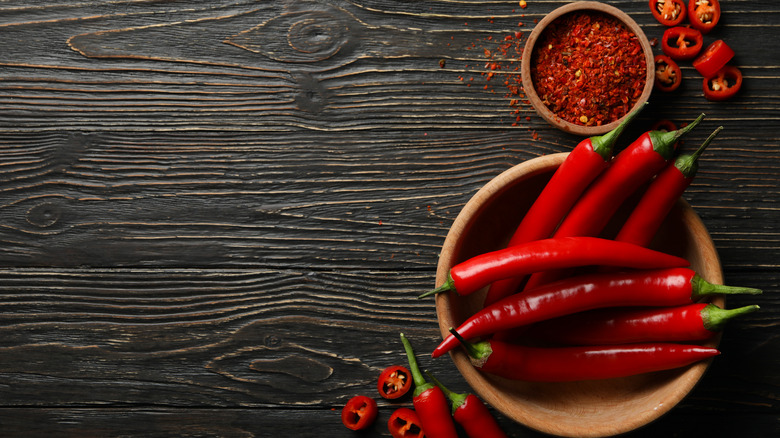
[590,102,646,160]
[424,370,467,414]
[448,328,493,367]
[690,275,762,301]
[400,333,434,397]
[418,274,455,299]
[702,304,760,331]
[675,126,723,177]
[649,113,705,160]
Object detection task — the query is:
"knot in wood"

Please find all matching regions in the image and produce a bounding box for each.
[26,201,63,228]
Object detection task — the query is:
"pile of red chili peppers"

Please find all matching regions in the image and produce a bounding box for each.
[421,112,762,384]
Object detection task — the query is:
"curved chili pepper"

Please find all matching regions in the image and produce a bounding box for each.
[341,395,378,431]
[425,371,508,438]
[654,54,682,92]
[521,115,703,290]
[693,40,734,78]
[614,126,722,247]
[703,66,742,101]
[400,333,458,438]
[388,407,425,438]
[378,365,412,400]
[688,0,720,34]
[482,105,644,307]
[449,329,720,382]
[650,0,687,26]
[431,267,761,358]
[662,26,704,61]
[528,303,760,345]
[420,237,689,299]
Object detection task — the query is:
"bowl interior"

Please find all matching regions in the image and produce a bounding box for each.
[435,153,723,437]
[520,1,655,136]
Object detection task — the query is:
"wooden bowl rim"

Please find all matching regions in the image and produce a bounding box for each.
[520,1,655,136]
[434,153,723,437]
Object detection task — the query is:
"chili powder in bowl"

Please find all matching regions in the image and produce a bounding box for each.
[434,154,724,437]
[521,2,654,136]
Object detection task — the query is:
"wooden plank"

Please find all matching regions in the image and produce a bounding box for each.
[0,268,775,405]
[0,1,777,132]
[0,0,778,436]
[0,129,776,269]
[0,408,777,437]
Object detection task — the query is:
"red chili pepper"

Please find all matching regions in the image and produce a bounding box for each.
[449,329,720,382]
[431,267,761,358]
[419,237,689,299]
[425,371,508,438]
[400,333,458,438]
[688,0,720,34]
[693,40,734,78]
[521,115,703,290]
[341,395,378,431]
[388,407,425,438]
[528,303,760,345]
[378,365,412,400]
[703,66,742,101]
[654,54,682,92]
[614,126,722,247]
[650,0,687,26]
[662,26,704,61]
[482,105,644,307]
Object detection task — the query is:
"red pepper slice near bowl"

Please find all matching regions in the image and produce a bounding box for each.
[693,40,734,78]
[703,65,742,101]
[388,407,425,438]
[651,119,677,132]
[650,0,687,26]
[654,54,682,92]
[341,395,378,431]
[377,365,412,400]
[689,0,720,34]
[662,26,703,61]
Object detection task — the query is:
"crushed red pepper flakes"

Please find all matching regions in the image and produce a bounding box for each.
[462,21,529,123]
[530,11,647,127]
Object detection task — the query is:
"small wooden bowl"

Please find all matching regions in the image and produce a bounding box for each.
[435,154,723,437]
[521,2,655,136]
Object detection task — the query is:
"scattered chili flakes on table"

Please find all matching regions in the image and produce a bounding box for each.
[531,11,647,127]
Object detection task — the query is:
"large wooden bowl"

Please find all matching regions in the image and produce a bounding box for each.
[434,153,723,437]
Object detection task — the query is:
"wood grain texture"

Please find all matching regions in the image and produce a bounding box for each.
[0,0,778,436]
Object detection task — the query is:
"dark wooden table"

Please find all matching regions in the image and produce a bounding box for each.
[1,1,777,436]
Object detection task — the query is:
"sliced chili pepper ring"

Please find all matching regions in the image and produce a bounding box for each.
[341,395,378,431]
[654,54,682,92]
[703,65,742,101]
[650,119,677,132]
[377,365,412,400]
[688,0,720,34]
[661,26,703,61]
[650,0,687,26]
[693,40,734,78]
[388,407,425,438]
